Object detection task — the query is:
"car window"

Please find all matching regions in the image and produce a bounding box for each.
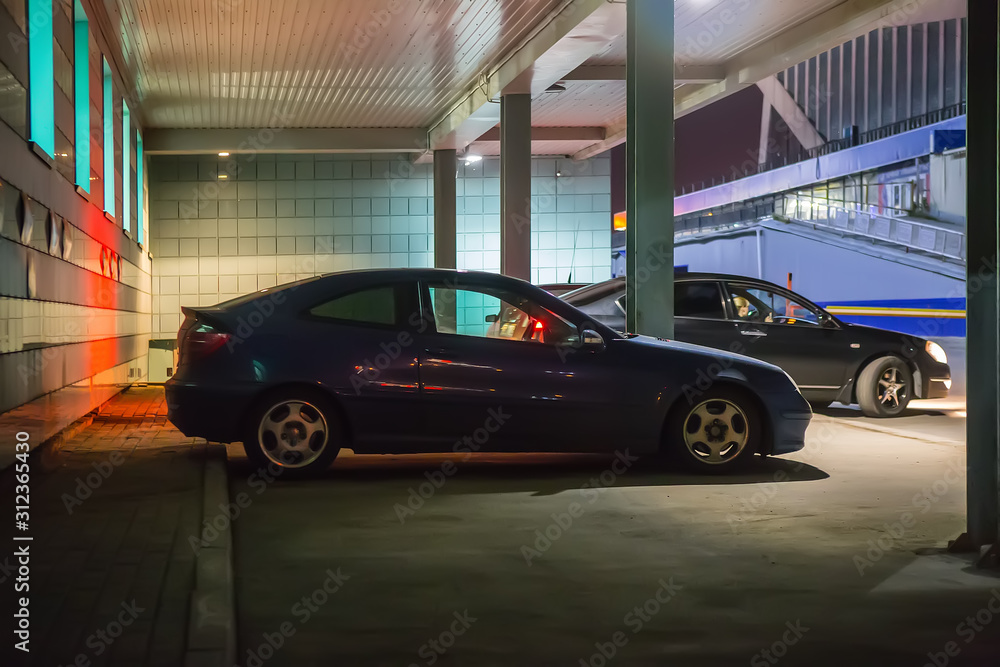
[727,284,820,326]
[675,282,726,319]
[309,286,396,325]
[427,282,578,345]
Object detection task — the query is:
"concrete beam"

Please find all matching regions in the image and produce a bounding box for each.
[757,75,824,150]
[428,0,625,151]
[143,128,428,154]
[563,64,724,83]
[475,126,605,142]
[572,119,627,160]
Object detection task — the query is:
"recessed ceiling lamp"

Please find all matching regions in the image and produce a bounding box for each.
[218,151,230,157]
[462,153,483,164]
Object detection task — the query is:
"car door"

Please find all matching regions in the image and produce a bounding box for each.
[415,277,626,452]
[301,281,424,446]
[671,280,742,352]
[723,282,848,392]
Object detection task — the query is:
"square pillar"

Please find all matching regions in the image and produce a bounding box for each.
[500,93,532,281]
[963,0,1000,550]
[625,0,675,337]
[433,149,457,269]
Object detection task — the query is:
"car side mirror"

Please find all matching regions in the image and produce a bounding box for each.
[580,328,606,352]
[820,313,837,328]
[485,314,499,323]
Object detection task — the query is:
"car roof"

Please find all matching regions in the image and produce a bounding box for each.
[562,272,811,305]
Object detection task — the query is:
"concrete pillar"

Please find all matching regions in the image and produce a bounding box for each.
[962,0,1000,551]
[433,149,457,269]
[625,0,674,337]
[500,93,532,281]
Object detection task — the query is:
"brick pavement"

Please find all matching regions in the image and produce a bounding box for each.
[3,387,207,667]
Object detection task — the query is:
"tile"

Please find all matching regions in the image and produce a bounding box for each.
[219,238,238,256]
[198,238,218,257]
[257,236,276,255]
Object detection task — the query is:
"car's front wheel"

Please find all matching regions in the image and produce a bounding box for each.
[857,356,912,417]
[244,390,342,478]
[667,388,762,473]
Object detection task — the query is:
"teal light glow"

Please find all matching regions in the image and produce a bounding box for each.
[136,133,144,244]
[102,58,114,216]
[122,100,130,232]
[73,2,90,192]
[28,0,55,157]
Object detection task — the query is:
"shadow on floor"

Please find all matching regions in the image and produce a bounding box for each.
[227,451,829,497]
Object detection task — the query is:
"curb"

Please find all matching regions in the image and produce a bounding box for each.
[185,444,237,667]
[812,413,964,446]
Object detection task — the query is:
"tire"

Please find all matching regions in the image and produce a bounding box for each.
[666,387,763,473]
[857,356,912,418]
[244,389,342,478]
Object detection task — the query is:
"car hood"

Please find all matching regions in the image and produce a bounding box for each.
[621,334,786,373]
[841,322,926,346]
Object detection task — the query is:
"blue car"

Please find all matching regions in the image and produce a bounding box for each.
[165,269,811,477]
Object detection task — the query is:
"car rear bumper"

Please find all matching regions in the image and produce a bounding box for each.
[164,379,256,443]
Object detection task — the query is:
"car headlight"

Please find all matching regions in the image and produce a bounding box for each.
[925,341,948,364]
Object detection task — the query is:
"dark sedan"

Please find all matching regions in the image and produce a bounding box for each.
[562,274,951,417]
[165,269,810,477]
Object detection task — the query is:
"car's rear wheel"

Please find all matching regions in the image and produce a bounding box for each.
[244,390,341,478]
[857,356,912,417]
[667,388,762,473]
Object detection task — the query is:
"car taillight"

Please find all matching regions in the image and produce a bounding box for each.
[179,323,231,365]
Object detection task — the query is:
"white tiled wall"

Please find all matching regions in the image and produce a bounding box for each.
[149,153,611,340]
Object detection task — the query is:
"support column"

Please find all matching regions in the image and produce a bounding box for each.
[500,93,532,281]
[433,149,457,269]
[961,0,1000,553]
[625,0,674,337]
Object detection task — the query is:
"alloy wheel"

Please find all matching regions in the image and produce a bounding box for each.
[682,399,750,465]
[257,400,329,468]
[877,367,908,410]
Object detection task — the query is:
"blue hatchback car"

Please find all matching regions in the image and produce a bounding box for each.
[165,269,811,477]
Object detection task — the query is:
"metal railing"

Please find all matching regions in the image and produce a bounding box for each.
[675,102,967,196]
[778,195,966,262]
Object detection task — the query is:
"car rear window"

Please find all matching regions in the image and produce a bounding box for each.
[309,286,397,326]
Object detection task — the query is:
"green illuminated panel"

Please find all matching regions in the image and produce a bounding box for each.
[74,2,90,192]
[102,57,114,216]
[122,100,130,232]
[137,133,144,244]
[28,0,55,157]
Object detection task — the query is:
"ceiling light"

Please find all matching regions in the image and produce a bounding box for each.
[218,174,228,179]
[463,153,483,164]
[218,151,230,157]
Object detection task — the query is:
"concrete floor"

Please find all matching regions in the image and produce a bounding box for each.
[227,411,1000,667]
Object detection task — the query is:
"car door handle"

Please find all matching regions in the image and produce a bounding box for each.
[740,330,767,337]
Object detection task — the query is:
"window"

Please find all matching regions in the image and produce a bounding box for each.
[73,0,90,191]
[136,132,143,244]
[309,287,396,326]
[28,0,55,157]
[102,57,113,216]
[428,283,577,345]
[675,282,726,319]
[122,99,130,231]
[728,285,821,326]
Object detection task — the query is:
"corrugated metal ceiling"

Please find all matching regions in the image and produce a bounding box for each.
[116,0,570,128]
